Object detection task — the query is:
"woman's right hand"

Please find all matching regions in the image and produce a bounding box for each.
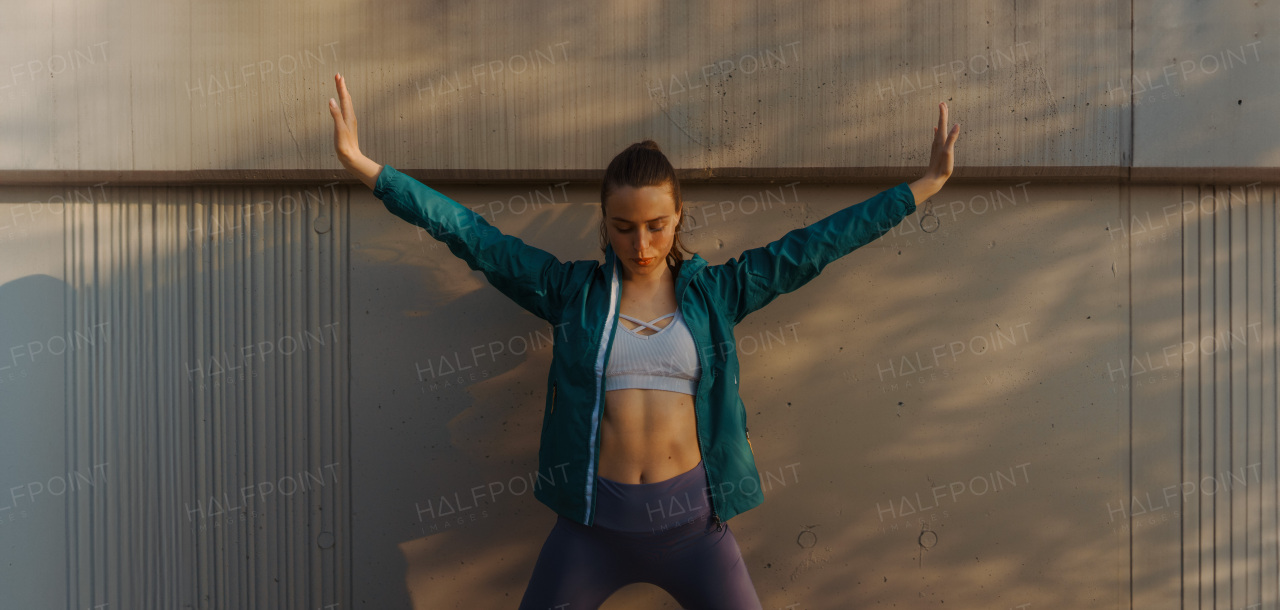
[328,73,382,189]
[328,73,362,163]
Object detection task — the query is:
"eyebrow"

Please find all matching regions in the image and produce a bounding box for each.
[609,215,669,223]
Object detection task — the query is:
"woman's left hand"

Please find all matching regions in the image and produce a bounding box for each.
[909,102,960,203]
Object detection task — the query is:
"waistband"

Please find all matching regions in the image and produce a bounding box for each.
[593,460,711,533]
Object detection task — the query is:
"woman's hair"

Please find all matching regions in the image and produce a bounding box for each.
[599,140,695,274]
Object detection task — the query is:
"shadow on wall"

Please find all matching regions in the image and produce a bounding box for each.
[9,0,1279,606]
[0,187,363,609]
[364,177,1207,609]
[0,274,78,609]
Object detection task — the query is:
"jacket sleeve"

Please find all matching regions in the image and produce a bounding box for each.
[707,183,917,324]
[372,164,584,324]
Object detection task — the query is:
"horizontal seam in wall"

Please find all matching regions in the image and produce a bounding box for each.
[1,166,1278,187]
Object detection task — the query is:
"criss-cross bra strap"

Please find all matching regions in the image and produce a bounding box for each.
[618,312,676,333]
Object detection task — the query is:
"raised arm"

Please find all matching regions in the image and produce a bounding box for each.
[326,73,588,323]
[909,102,960,203]
[708,102,959,324]
[328,73,383,189]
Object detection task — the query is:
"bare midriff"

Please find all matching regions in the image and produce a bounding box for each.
[597,388,702,484]
[596,264,704,485]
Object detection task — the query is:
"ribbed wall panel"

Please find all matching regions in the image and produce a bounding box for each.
[18,185,350,608]
[3,179,1277,607]
[1129,184,1278,609]
[1178,184,1278,609]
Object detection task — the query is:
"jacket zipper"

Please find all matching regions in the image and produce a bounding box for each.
[687,326,722,531]
[677,269,720,531]
[589,257,722,531]
[587,262,623,527]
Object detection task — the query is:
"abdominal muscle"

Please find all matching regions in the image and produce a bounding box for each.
[597,388,702,484]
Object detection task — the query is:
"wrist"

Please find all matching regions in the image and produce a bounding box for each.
[908,175,945,205]
[338,149,364,171]
[341,152,382,190]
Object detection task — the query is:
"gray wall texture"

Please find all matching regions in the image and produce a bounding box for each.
[1,1,1277,609]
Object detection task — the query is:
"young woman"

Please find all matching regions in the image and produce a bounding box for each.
[329,72,958,608]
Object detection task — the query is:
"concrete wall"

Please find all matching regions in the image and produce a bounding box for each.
[1,0,1278,608]
[0,183,351,608]
[4,179,1275,608]
[3,0,1274,173]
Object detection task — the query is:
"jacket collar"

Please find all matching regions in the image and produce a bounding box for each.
[603,242,706,302]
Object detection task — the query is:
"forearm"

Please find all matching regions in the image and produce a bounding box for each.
[372,164,571,322]
[341,152,383,190]
[722,182,916,322]
[908,175,945,206]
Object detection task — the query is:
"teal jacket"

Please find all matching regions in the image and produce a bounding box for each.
[373,165,917,528]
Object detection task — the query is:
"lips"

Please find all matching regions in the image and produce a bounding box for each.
[633,257,654,265]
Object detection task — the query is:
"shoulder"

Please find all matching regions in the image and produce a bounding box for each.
[562,257,606,289]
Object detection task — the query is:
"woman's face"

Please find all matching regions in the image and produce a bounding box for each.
[604,183,680,278]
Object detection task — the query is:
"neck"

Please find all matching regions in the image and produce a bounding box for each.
[619,258,673,289]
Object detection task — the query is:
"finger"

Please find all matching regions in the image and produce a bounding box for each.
[937,102,946,134]
[338,73,355,124]
[946,123,960,147]
[338,74,351,123]
[328,99,347,140]
[332,75,346,123]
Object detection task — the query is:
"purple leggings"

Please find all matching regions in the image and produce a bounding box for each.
[518,460,762,609]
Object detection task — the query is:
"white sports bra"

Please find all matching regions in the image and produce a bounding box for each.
[604,309,702,395]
